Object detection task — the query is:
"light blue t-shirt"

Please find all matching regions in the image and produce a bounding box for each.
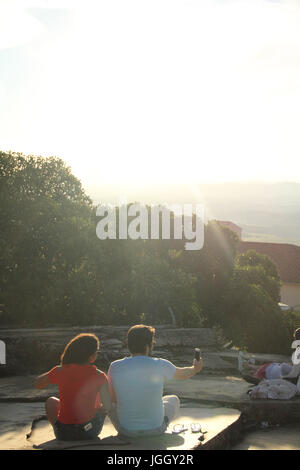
[108,356,176,431]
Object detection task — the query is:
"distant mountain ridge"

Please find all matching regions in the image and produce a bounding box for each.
[88,182,300,246]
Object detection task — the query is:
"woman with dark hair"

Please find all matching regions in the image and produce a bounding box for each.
[35,333,111,441]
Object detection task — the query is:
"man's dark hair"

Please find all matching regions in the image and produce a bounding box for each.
[294,328,300,341]
[127,324,155,354]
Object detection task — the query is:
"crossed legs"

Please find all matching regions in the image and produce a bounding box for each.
[109,394,180,436]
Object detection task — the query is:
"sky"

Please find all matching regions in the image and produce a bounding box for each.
[1,0,300,191]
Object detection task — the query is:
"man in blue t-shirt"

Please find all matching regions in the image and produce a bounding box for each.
[108,324,203,436]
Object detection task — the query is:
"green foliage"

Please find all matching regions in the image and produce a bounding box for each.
[0,151,96,325]
[282,309,300,341]
[222,275,290,353]
[173,221,239,327]
[235,250,281,302]
[0,151,202,327]
[236,250,280,281]
[0,150,293,353]
[219,250,290,353]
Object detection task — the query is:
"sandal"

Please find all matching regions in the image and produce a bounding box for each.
[191,423,201,433]
[172,423,188,434]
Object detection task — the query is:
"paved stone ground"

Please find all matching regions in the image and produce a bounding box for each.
[0,376,57,401]
[0,373,250,403]
[0,372,244,450]
[0,402,46,450]
[2,398,300,450]
[1,358,299,450]
[232,425,300,450]
[165,375,250,404]
[0,403,240,451]
[0,402,241,450]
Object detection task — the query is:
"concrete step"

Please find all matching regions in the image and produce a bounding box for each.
[0,402,241,450]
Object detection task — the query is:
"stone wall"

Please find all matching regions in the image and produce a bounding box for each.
[0,326,220,377]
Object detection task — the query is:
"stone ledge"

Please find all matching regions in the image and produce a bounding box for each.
[0,326,219,376]
[0,403,241,450]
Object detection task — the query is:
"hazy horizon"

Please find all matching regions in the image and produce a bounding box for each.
[86,181,300,247]
[86,180,300,204]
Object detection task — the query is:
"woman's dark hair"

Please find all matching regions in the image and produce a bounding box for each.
[294,328,300,341]
[60,333,100,365]
[127,324,155,354]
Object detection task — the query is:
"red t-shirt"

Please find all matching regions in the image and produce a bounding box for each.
[48,364,107,424]
[254,363,272,380]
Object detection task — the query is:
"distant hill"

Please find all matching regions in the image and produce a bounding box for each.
[87,182,300,246]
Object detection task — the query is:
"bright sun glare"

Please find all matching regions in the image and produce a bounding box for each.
[1,0,300,186]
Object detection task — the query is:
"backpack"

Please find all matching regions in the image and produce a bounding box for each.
[248,379,298,400]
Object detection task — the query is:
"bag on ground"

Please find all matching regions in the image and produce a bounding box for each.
[249,379,298,400]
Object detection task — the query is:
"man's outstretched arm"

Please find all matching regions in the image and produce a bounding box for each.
[173,359,203,380]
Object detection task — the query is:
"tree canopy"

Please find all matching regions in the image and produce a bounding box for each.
[0,151,292,353]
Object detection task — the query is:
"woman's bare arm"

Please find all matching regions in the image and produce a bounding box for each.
[35,365,60,389]
[34,371,51,389]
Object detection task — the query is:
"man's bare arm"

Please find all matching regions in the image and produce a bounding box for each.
[173,359,203,380]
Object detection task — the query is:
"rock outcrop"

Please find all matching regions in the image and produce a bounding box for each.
[0,326,221,376]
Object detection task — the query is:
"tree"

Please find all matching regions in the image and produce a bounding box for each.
[235,250,281,302]
[0,151,97,325]
[0,152,201,327]
[171,220,239,327]
[220,250,290,353]
[3,149,286,342]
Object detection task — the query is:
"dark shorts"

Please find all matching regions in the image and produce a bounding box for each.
[53,410,106,441]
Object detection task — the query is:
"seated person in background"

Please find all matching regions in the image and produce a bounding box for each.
[239,357,293,383]
[238,328,300,385]
[108,324,203,437]
[35,333,111,441]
